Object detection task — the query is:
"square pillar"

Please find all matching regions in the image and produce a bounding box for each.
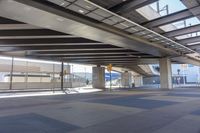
[134,75,143,87]
[92,66,105,89]
[121,71,132,88]
[159,58,172,89]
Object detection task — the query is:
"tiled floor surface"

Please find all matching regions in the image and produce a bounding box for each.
[1,88,200,133]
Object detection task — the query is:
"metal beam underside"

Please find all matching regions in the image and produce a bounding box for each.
[178,36,200,45]
[0,45,125,52]
[0,0,199,69]
[163,24,200,38]
[142,9,193,28]
[109,0,158,14]
[188,44,200,50]
[0,0,195,57]
[0,38,101,46]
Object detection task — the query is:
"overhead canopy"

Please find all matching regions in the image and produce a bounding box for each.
[0,0,200,74]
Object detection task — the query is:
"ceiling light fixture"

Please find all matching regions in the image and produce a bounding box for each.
[78,9,85,13]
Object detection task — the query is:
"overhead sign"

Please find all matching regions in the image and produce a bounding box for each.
[107,64,112,72]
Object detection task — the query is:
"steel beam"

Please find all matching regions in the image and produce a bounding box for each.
[172,56,200,66]
[31,53,139,56]
[0,16,23,24]
[0,45,122,51]
[0,35,76,39]
[61,55,151,58]
[63,58,153,62]
[178,36,200,45]
[70,60,150,65]
[188,44,200,50]
[62,56,154,59]
[0,24,41,30]
[31,49,139,54]
[0,29,68,36]
[109,0,158,14]
[0,0,173,57]
[142,9,192,28]
[163,24,200,38]
[31,53,143,57]
[62,58,159,64]
[63,58,155,63]
[0,38,100,46]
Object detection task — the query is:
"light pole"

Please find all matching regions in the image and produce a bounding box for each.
[84,67,86,80]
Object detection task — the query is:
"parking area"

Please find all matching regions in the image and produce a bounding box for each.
[0,88,200,133]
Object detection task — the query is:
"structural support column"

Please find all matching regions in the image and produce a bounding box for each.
[61,61,64,91]
[25,61,28,89]
[52,64,55,92]
[9,57,14,90]
[159,58,172,89]
[134,75,143,87]
[92,65,105,89]
[121,71,132,88]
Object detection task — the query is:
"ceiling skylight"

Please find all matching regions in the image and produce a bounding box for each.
[137,0,186,21]
[159,17,200,32]
[150,0,186,16]
[176,32,200,40]
[173,17,200,29]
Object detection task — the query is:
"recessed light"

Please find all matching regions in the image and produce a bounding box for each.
[60,2,65,6]
[78,9,84,13]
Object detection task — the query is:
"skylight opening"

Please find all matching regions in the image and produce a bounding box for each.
[136,0,186,21]
[176,32,200,40]
[172,17,200,29]
[150,0,186,16]
[159,17,200,32]
[187,42,200,46]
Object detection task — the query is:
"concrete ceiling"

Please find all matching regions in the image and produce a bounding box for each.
[0,0,199,75]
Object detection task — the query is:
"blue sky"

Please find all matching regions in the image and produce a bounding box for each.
[151,0,186,15]
[151,0,200,30]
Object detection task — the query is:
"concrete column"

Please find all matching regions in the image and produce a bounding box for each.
[134,75,143,87]
[9,57,14,90]
[61,61,64,91]
[159,58,172,89]
[121,71,132,88]
[92,66,105,89]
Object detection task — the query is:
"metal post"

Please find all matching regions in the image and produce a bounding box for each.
[9,57,14,90]
[61,61,64,91]
[84,67,86,81]
[199,66,200,86]
[184,69,187,86]
[110,71,111,91]
[166,5,169,15]
[156,1,160,13]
